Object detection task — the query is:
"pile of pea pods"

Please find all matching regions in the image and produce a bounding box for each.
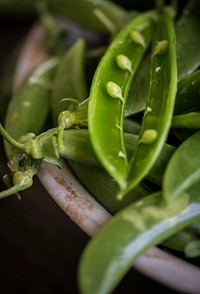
[0,0,200,293]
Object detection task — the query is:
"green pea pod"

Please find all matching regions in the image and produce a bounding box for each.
[174,70,200,115]
[59,129,175,186]
[172,112,200,129]
[121,9,177,197]
[51,39,88,125]
[88,11,156,191]
[4,57,59,159]
[0,58,59,198]
[47,0,130,35]
[163,130,200,203]
[176,0,200,79]
[78,189,200,294]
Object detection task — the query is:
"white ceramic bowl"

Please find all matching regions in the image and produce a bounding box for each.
[13,24,200,294]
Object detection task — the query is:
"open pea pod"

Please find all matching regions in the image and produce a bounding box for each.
[78,187,200,294]
[88,11,156,191]
[163,130,200,203]
[120,9,177,198]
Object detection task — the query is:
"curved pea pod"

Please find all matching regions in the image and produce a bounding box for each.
[60,129,175,185]
[88,11,156,191]
[78,189,200,294]
[121,10,177,197]
[174,70,200,115]
[4,57,59,160]
[46,0,130,35]
[163,130,200,203]
[172,112,200,129]
[176,0,200,79]
[0,58,59,198]
[51,39,88,125]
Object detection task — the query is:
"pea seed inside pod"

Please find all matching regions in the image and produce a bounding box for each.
[130,30,146,48]
[106,81,124,102]
[139,129,158,144]
[116,54,132,72]
[153,40,168,57]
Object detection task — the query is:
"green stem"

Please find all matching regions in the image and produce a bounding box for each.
[0,184,22,199]
[0,123,25,151]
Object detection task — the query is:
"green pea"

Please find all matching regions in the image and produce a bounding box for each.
[139,129,158,144]
[130,29,146,47]
[152,39,168,57]
[106,81,124,102]
[116,54,132,72]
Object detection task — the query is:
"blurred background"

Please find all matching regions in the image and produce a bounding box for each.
[0,5,180,294]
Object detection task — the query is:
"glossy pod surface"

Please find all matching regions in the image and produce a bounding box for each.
[88,11,156,190]
[78,190,200,294]
[121,10,177,197]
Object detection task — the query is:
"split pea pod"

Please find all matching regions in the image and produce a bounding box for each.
[121,9,177,197]
[88,11,156,190]
[78,187,200,294]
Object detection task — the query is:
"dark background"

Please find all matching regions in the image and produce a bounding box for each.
[0,18,179,294]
